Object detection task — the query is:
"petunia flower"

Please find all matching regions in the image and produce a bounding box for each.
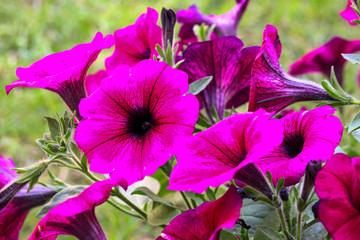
[75,60,199,187]
[29,179,118,240]
[84,69,108,96]
[288,36,360,86]
[6,32,114,120]
[248,25,333,113]
[315,153,360,240]
[255,106,343,186]
[105,8,162,73]
[176,0,251,49]
[0,156,55,240]
[157,185,242,240]
[168,109,283,193]
[340,0,359,26]
[178,36,259,121]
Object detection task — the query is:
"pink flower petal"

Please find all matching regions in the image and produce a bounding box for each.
[157,185,242,240]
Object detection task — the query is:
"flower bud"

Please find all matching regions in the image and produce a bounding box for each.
[161,8,176,51]
[301,160,322,202]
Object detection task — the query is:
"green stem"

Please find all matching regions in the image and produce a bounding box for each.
[277,208,292,240]
[180,191,192,209]
[297,211,302,240]
[113,187,147,220]
[52,160,81,170]
[191,199,198,209]
[106,199,142,219]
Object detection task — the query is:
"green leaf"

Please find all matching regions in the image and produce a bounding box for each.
[330,66,345,94]
[15,161,48,184]
[132,186,175,208]
[80,154,88,169]
[220,229,239,240]
[276,178,285,194]
[69,141,81,159]
[321,80,349,103]
[240,199,274,236]
[147,203,181,226]
[352,19,360,24]
[185,191,205,204]
[253,210,282,240]
[211,105,221,122]
[302,222,328,240]
[187,76,213,96]
[44,117,61,141]
[156,44,165,60]
[348,111,360,134]
[342,53,360,64]
[205,188,216,201]
[36,185,87,218]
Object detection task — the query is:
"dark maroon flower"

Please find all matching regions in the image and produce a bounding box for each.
[29,179,117,240]
[177,0,251,49]
[0,156,55,240]
[157,185,242,240]
[105,8,162,73]
[75,60,199,187]
[256,106,343,186]
[315,153,360,239]
[6,32,114,120]
[288,36,360,86]
[248,25,333,113]
[179,36,259,121]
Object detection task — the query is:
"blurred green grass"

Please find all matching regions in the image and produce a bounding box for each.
[1,0,360,239]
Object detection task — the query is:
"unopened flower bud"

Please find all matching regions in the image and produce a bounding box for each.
[312,200,320,218]
[301,160,322,202]
[161,8,176,51]
[279,187,289,201]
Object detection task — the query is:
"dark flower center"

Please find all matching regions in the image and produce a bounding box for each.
[282,133,305,158]
[126,107,156,138]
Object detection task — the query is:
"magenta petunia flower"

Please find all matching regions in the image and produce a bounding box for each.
[75,60,199,187]
[178,36,259,121]
[105,8,162,73]
[29,179,117,240]
[288,36,360,85]
[256,106,343,186]
[157,185,242,240]
[340,0,359,26]
[168,109,283,193]
[6,32,114,120]
[84,69,108,96]
[177,0,251,49]
[0,156,55,240]
[248,25,333,113]
[315,153,360,240]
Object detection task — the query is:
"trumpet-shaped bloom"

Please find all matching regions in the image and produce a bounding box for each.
[0,156,55,240]
[178,36,259,120]
[157,185,242,240]
[85,70,107,96]
[288,37,360,85]
[256,106,343,186]
[248,25,333,113]
[6,32,114,120]
[315,153,360,240]
[340,0,359,26]
[168,109,283,193]
[105,8,162,73]
[29,179,117,240]
[75,60,199,187]
[177,0,251,49]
